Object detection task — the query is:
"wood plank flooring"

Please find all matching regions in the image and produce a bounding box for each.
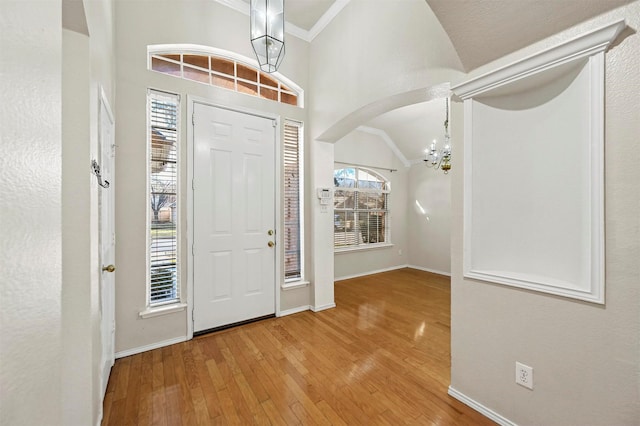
[102,268,494,425]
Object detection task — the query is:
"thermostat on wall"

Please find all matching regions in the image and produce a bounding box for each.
[317,188,332,205]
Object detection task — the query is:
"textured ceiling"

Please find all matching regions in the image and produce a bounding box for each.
[425,0,630,71]
[365,99,447,163]
[239,0,632,160]
[241,0,336,32]
[286,0,335,31]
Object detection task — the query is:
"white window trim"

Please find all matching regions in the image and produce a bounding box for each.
[144,89,182,315]
[284,119,305,284]
[139,303,187,319]
[281,280,310,291]
[333,166,391,251]
[335,242,394,254]
[147,44,304,107]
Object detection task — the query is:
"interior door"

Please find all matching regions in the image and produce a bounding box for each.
[193,103,276,333]
[98,90,116,398]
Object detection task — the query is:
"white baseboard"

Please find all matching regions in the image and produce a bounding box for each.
[279,305,311,317]
[115,336,188,359]
[407,264,451,277]
[310,303,336,312]
[334,264,409,281]
[448,386,516,426]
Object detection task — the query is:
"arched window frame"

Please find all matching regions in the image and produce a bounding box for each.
[147,44,304,107]
[333,166,391,251]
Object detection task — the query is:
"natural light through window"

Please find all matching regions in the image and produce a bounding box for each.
[284,120,303,281]
[148,47,301,106]
[334,167,390,250]
[148,90,180,306]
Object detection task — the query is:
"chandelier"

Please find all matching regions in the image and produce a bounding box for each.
[424,97,452,174]
[250,0,285,73]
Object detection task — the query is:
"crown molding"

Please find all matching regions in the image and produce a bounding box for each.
[214,0,350,43]
[356,126,410,168]
[452,19,626,100]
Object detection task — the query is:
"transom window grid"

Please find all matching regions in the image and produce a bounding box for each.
[148,90,180,306]
[149,52,299,106]
[334,168,390,249]
[284,121,303,280]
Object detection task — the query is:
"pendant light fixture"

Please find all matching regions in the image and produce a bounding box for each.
[250,0,285,73]
[424,97,452,174]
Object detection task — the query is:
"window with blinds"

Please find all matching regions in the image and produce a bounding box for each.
[148,90,180,306]
[334,167,390,249]
[284,121,302,280]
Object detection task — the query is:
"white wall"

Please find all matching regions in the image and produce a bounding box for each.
[407,163,451,275]
[0,2,63,424]
[450,4,640,425]
[333,130,409,280]
[114,0,310,353]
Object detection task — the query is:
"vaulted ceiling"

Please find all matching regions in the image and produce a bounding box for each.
[229,0,632,162]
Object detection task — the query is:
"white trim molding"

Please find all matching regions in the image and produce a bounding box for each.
[279,305,311,317]
[334,264,408,282]
[281,280,310,291]
[212,0,350,43]
[448,387,517,426]
[452,20,625,100]
[115,336,188,359]
[139,303,187,319]
[357,126,411,168]
[451,20,625,304]
[310,303,336,312]
[407,265,451,277]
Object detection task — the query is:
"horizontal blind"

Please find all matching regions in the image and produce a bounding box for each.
[284,121,301,279]
[334,167,389,249]
[149,90,180,305]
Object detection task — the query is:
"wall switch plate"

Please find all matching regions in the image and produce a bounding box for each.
[515,362,533,390]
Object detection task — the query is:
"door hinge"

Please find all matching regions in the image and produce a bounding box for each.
[192,243,195,256]
[191,310,195,323]
[192,113,195,125]
[192,178,195,190]
[272,120,277,128]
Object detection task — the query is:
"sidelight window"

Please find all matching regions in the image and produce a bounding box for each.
[284,120,303,280]
[148,90,180,306]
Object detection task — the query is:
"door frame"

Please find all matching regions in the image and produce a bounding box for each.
[98,85,115,398]
[186,97,282,339]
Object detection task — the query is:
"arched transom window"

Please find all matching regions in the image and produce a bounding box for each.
[334,167,390,250]
[148,46,302,107]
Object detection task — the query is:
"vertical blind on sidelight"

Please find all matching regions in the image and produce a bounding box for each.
[148,90,180,306]
[284,121,302,280]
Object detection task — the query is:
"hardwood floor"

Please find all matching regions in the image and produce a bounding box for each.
[102,268,494,425]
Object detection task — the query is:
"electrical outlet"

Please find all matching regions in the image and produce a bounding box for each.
[515,362,533,390]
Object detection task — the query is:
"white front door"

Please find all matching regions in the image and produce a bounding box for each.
[193,103,276,333]
[98,90,116,398]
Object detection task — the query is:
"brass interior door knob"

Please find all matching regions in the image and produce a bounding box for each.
[102,264,116,273]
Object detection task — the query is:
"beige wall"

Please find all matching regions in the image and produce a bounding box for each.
[114,1,310,353]
[333,130,409,279]
[450,3,640,424]
[307,0,463,310]
[407,163,451,275]
[309,0,463,142]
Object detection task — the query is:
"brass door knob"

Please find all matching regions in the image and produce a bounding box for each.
[267,241,275,248]
[267,229,274,236]
[102,264,116,273]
